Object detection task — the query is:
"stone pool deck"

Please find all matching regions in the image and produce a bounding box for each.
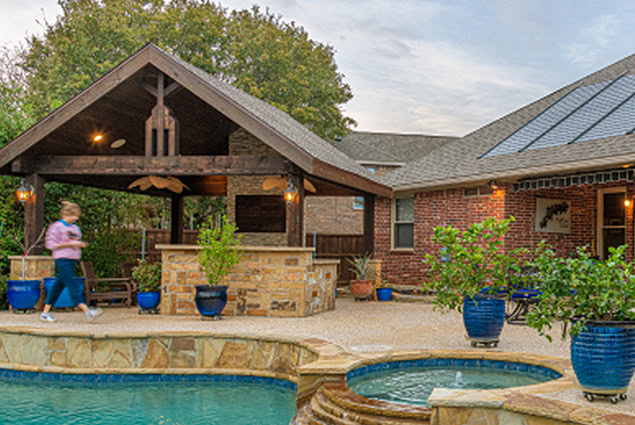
[0,298,632,420]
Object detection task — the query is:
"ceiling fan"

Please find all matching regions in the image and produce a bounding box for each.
[262,176,317,193]
[128,176,190,194]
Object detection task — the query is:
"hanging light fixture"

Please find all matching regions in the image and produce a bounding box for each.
[16,180,34,203]
[284,178,298,204]
[487,180,500,190]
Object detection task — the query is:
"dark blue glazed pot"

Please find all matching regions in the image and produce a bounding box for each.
[463,294,506,344]
[7,280,41,310]
[43,277,85,308]
[571,322,635,393]
[195,285,228,318]
[376,287,392,301]
[137,291,160,310]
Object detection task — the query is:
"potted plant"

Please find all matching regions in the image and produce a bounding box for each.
[6,228,45,313]
[376,280,393,302]
[131,259,161,312]
[196,215,242,320]
[423,217,526,347]
[527,243,635,403]
[348,253,375,301]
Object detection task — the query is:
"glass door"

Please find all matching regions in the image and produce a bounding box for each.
[597,187,626,259]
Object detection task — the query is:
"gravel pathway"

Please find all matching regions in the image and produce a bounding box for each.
[0,299,632,415]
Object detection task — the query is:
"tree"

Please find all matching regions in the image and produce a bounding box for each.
[0,46,34,274]
[21,0,355,140]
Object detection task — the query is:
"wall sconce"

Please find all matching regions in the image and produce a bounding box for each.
[625,198,631,207]
[284,178,298,204]
[487,180,499,190]
[16,180,34,203]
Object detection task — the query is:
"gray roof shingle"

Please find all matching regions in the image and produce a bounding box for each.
[381,52,635,190]
[333,131,458,163]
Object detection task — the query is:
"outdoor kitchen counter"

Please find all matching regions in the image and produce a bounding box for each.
[156,245,338,317]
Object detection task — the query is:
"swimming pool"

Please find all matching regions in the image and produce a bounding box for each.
[0,377,296,424]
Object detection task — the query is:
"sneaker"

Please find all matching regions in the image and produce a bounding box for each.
[40,312,56,323]
[85,308,103,322]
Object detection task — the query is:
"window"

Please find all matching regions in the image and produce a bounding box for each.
[235,195,286,233]
[353,196,364,210]
[464,185,494,197]
[366,166,376,174]
[393,197,414,249]
[598,188,626,259]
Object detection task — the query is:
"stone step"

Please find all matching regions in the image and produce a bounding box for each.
[312,387,429,425]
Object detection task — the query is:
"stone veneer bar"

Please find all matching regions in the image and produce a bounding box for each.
[157,245,338,317]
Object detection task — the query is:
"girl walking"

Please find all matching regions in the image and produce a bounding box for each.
[40,201,103,323]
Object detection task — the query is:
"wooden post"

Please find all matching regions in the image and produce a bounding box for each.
[363,194,375,255]
[24,173,45,254]
[287,171,304,247]
[156,73,165,156]
[170,195,184,244]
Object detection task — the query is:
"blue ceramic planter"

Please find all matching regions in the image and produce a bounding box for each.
[376,287,392,301]
[7,280,41,310]
[137,291,160,310]
[463,295,505,344]
[43,277,85,308]
[571,323,635,394]
[195,285,228,318]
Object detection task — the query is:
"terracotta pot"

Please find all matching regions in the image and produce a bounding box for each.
[350,280,374,300]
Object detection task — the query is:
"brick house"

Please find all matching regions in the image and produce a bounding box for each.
[305,131,457,235]
[375,53,635,285]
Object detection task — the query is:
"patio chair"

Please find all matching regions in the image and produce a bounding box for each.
[81,261,135,308]
[505,266,540,325]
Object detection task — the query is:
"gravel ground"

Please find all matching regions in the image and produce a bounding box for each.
[0,299,632,415]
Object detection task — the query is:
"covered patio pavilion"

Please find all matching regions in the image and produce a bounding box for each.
[0,43,390,317]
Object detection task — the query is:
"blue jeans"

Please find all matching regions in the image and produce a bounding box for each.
[46,259,83,306]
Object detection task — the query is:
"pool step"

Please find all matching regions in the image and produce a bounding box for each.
[295,385,431,425]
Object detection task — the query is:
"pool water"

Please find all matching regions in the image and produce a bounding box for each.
[348,367,552,406]
[0,380,296,424]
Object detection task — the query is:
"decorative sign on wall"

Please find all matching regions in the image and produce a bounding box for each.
[535,198,571,234]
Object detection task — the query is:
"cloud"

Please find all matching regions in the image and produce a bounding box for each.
[566,14,621,67]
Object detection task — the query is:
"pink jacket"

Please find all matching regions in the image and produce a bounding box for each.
[45,220,82,260]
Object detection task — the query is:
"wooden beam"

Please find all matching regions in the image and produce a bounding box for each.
[171,195,184,244]
[147,48,316,174]
[156,73,165,156]
[24,174,45,255]
[363,194,375,255]
[0,47,152,169]
[287,171,305,247]
[12,155,290,176]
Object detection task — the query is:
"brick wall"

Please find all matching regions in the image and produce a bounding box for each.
[375,181,635,285]
[305,197,363,234]
[505,181,634,260]
[304,165,399,235]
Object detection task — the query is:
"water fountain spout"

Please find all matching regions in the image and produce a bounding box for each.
[455,371,463,387]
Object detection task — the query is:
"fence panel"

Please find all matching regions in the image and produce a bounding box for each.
[306,234,365,284]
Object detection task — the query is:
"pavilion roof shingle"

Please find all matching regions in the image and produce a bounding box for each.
[381,52,635,191]
[164,49,380,183]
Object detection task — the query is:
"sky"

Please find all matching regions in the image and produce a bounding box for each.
[1,0,635,137]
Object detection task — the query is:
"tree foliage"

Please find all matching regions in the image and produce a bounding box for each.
[21,0,355,139]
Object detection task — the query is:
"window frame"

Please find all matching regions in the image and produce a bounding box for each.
[353,196,365,210]
[391,196,415,250]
